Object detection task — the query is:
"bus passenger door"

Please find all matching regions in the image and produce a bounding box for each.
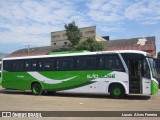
[141,59,151,94]
[128,59,142,94]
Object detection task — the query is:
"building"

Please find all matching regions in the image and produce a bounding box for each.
[6,36,156,57]
[6,24,156,57]
[51,26,107,51]
[6,46,52,57]
[101,36,156,56]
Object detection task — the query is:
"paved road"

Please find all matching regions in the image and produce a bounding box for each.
[0,86,160,120]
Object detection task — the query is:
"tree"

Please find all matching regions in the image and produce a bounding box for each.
[72,37,104,51]
[64,21,82,46]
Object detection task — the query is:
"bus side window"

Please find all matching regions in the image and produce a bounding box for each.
[30,60,37,71]
[62,58,74,70]
[76,57,88,70]
[37,60,44,71]
[86,56,97,70]
[3,60,12,72]
[143,59,151,79]
[107,56,113,70]
[75,56,97,70]
[98,57,105,69]
[25,60,37,71]
[37,58,54,71]
[98,54,124,71]
[112,56,124,71]
[55,59,62,70]
[25,61,30,71]
[44,60,54,70]
[12,60,24,72]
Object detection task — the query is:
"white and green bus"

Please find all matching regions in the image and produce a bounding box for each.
[1,50,159,98]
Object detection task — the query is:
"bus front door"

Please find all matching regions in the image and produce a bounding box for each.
[128,59,142,94]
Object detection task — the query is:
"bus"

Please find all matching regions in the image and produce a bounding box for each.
[0,61,2,77]
[1,50,159,98]
[155,58,160,87]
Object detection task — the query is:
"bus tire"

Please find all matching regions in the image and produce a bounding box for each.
[32,83,43,95]
[110,84,125,99]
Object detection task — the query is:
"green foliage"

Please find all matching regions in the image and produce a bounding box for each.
[64,21,82,46]
[72,37,104,51]
[65,21,104,52]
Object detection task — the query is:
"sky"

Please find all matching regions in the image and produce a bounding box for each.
[0,0,160,54]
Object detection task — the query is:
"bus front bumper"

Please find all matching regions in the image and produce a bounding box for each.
[151,80,159,95]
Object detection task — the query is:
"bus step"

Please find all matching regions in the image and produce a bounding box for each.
[129,89,140,93]
[130,81,140,85]
[130,85,140,89]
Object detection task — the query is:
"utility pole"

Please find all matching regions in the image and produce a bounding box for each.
[27,45,30,53]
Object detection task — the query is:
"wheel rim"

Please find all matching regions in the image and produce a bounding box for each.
[33,86,39,94]
[113,88,121,96]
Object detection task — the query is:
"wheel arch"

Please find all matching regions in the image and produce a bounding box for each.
[108,82,128,94]
[31,81,44,90]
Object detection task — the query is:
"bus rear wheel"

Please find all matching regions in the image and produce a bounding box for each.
[110,84,125,99]
[32,83,43,95]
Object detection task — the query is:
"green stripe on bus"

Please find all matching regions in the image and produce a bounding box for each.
[2,70,112,91]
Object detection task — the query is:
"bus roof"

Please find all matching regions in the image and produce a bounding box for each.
[3,50,150,60]
[49,50,89,55]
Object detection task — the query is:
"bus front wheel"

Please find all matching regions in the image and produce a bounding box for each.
[110,84,125,99]
[32,83,43,95]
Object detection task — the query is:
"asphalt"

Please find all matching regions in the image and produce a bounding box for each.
[0,86,160,120]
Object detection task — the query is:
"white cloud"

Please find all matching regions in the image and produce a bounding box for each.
[124,0,160,24]
[0,0,78,46]
[86,0,105,10]
[87,0,128,22]
[0,0,160,53]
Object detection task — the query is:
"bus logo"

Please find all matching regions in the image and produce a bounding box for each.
[87,74,115,79]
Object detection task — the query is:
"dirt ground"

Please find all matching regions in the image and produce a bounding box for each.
[0,86,160,120]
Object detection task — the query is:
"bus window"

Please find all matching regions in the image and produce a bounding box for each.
[85,56,97,70]
[55,59,62,70]
[112,56,124,71]
[12,60,24,72]
[30,60,37,71]
[24,59,37,71]
[25,61,30,71]
[3,60,12,71]
[107,56,113,70]
[98,54,124,71]
[62,58,74,70]
[37,58,54,71]
[75,56,97,70]
[75,57,86,70]
[143,59,150,79]
[44,60,54,70]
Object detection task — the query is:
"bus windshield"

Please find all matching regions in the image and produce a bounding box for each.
[148,58,157,79]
